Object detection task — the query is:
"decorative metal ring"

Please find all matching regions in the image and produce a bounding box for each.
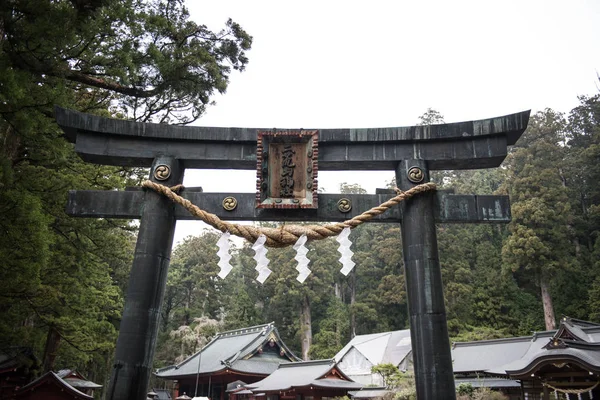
[307,149,314,158]
[407,166,424,183]
[337,198,352,213]
[153,165,171,181]
[222,196,238,211]
[306,181,313,190]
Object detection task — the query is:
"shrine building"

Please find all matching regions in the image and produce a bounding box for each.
[452,317,600,400]
[155,323,300,399]
[246,359,363,400]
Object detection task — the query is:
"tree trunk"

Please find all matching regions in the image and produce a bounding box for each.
[349,269,357,338]
[540,276,556,330]
[42,325,61,373]
[300,294,312,360]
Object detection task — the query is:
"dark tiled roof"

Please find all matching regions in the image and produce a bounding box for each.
[453,317,600,377]
[452,336,533,374]
[156,323,299,379]
[248,359,362,392]
[504,346,600,376]
[64,377,103,389]
[17,371,93,399]
[56,369,73,378]
[55,368,102,389]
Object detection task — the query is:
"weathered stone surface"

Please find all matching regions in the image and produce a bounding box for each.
[56,106,530,170]
[67,189,511,223]
[397,161,456,399]
[107,157,183,400]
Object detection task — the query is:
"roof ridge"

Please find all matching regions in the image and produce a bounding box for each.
[168,332,223,371]
[218,323,273,337]
[351,332,391,346]
[278,359,335,368]
[18,372,93,399]
[453,336,533,347]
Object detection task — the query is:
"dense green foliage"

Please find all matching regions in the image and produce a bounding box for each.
[1,0,251,391]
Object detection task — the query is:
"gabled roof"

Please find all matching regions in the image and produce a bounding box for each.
[452,317,600,377]
[502,318,600,377]
[334,329,412,367]
[452,335,533,374]
[16,371,93,399]
[156,323,300,379]
[56,369,102,389]
[248,359,363,392]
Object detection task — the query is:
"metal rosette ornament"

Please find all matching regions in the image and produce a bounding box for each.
[336,227,355,276]
[252,234,272,284]
[293,234,311,283]
[216,232,233,279]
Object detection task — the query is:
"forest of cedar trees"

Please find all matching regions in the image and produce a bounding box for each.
[1,0,600,395]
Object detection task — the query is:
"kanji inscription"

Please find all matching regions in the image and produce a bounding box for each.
[280,144,296,197]
[256,130,318,209]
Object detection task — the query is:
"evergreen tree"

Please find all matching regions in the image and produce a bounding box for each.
[0,0,252,382]
[502,109,574,330]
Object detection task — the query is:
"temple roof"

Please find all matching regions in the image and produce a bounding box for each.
[156,323,300,379]
[16,371,93,399]
[56,369,103,389]
[334,329,412,367]
[452,335,533,374]
[452,317,600,377]
[247,359,363,393]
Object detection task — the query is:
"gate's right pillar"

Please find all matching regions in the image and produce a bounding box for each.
[396,160,456,399]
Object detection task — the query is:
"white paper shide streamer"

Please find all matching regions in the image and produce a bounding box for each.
[293,234,311,283]
[216,232,233,279]
[253,234,272,284]
[336,227,355,276]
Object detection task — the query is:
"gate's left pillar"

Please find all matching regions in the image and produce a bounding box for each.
[107,156,183,400]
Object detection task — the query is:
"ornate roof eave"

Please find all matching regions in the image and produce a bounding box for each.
[154,367,271,381]
[17,372,93,400]
[506,354,600,379]
[254,382,364,394]
[156,323,280,378]
[316,361,355,382]
[240,326,301,362]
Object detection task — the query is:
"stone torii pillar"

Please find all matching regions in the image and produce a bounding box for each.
[56,107,530,400]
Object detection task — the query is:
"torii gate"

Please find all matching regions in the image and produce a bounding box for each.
[55,107,530,400]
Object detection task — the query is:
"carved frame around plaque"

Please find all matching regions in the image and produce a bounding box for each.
[256,130,319,209]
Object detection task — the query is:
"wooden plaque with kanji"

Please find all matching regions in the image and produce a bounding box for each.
[256,130,318,209]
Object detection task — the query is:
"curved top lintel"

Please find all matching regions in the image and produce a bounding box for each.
[55,106,530,146]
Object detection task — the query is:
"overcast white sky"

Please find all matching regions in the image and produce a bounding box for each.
[174,0,600,244]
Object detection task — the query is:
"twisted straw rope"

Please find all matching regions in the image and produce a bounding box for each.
[142,180,436,248]
[543,380,599,395]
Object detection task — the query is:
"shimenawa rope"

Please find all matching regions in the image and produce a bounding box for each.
[141,180,436,248]
[542,379,599,395]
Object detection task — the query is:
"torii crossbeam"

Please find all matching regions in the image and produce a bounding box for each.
[56,107,530,400]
